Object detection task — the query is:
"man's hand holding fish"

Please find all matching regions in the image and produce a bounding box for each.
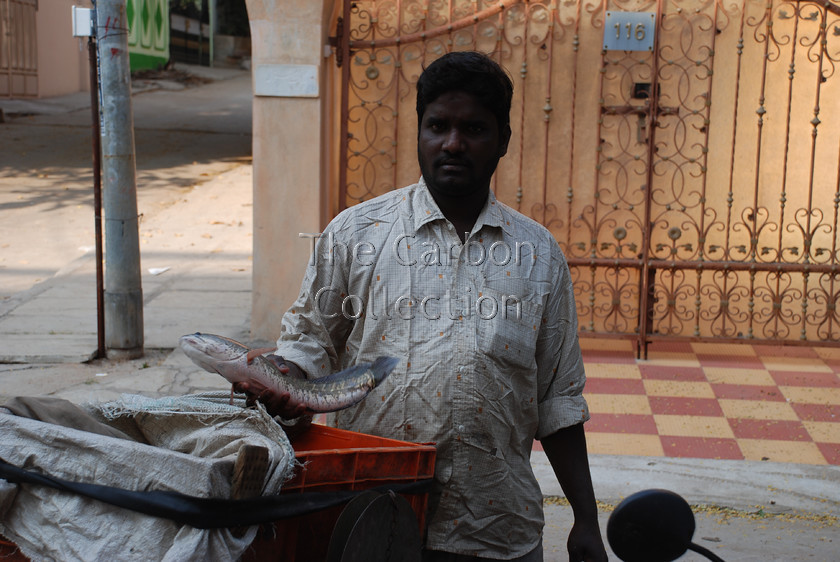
[234,354,308,420]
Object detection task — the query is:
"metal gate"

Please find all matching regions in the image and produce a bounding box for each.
[0,0,37,98]
[331,0,840,354]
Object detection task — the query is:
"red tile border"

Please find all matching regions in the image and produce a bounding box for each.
[584,378,647,395]
[649,396,724,417]
[791,403,840,422]
[711,383,786,402]
[696,354,765,369]
[769,371,840,388]
[756,346,820,358]
[816,442,840,465]
[582,349,636,364]
[638,364,707,382]
[660,436,744,460]
[729,419,811,441]
[647,342,695,353]
[586,413,658,434]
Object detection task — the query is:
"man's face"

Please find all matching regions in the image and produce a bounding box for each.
[417,91,510,200]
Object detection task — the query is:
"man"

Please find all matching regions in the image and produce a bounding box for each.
[242,51,607,561]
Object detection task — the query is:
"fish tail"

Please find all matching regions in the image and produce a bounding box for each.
[369,356,400,385]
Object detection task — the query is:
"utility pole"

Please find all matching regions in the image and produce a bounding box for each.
[95,0,144,358]
[72,5,106,359]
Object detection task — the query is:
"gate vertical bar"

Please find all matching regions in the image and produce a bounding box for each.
[829,98,840,339]
[391,0,403,193]
[514,4,530,214]
[564,0,583,248]
[586,0,608,337]
[337,0,352,212]
[801,2,828,340]
[539,2,556,227]
[4,0,10,96]
[774,3,800,339]
[723,2,748,339]
[829,2,840,341]
[636,0,664,359]
[748,1,773,341]
[490,6,505,197]
[693,0,722,340]
[29,0,36,96]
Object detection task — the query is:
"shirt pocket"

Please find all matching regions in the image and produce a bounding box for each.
[475,287,543,370]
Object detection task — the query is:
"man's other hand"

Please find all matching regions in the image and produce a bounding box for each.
[567,519,608,562]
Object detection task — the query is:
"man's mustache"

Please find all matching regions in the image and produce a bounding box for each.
[436,156,471,168]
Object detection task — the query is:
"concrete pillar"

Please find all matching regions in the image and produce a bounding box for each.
[245,0,335,341]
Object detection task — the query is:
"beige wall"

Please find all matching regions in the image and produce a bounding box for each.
[246,0,336,340]
[37,0,92,98]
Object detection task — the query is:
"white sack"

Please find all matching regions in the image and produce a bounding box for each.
[0,392,296,562]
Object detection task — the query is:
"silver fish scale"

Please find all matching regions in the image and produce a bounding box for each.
[293,370,376,412]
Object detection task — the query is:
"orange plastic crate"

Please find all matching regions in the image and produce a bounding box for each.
[244,424,436,562]
[0,535,27,561]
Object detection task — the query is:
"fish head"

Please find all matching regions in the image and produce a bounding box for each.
[179,332,249,375]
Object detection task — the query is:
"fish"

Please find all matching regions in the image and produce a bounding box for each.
[178,332,399,413]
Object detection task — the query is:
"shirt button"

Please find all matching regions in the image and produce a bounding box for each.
[458,424,465,432]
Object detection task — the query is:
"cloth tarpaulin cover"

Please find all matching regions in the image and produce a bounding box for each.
[0,392,296,561]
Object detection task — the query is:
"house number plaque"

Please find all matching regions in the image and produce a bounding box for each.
[603,11,656,52]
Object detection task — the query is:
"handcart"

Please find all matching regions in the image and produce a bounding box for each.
[0,397,435,562]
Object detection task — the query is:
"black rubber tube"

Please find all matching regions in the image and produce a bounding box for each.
[0,458,432,529]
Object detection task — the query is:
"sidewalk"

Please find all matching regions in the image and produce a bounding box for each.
[0,62,256,390]
[0,158,253,382]
[1,65,838,561]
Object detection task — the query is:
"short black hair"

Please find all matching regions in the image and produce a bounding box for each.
[416,51,513,135]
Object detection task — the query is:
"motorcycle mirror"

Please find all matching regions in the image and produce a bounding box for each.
[607,489,725,562]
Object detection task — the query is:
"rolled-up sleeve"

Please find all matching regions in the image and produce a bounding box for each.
[535,247,589,440]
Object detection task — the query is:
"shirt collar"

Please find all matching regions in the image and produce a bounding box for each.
[411,177,514,237]
[411,178,447,232]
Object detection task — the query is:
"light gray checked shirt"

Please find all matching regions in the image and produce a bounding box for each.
[276,179,589,559]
